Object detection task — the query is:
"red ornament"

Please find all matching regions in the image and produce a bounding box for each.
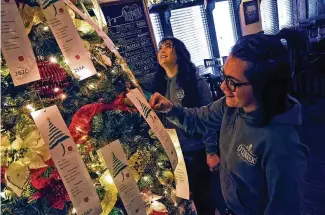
[31,61,70,98]
[18,56,24,61]
[75,55,80,60]
[59,8,64,13]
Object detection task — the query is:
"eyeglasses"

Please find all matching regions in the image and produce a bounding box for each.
[220,67,250,92]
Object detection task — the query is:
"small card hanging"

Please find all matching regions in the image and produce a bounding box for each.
[167,129,189,200]
[98,140,146,215]
[38,0,97,80]
[126,88,178,170]
[31,105,102,215]
[1,0,40,86]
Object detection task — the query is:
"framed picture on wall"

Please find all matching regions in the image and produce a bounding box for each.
[243,0,259,25]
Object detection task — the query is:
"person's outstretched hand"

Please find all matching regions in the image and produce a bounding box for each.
[207,154,220,172]
[149,92,173,112]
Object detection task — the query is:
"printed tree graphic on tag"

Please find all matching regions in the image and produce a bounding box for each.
[48,119,70,156]
[112,153,128,179]
[41,0,59,16]
[137,98,154,121]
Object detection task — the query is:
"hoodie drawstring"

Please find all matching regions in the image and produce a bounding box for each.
[231,111,240,134]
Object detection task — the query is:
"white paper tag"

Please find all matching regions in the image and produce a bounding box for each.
[98,140,146,215]
[61,0,116,52]
[38,0,97,80]
[166,129,190,200]
[1,0,40,86]
[126,88,178,170]
[31,105,102,215]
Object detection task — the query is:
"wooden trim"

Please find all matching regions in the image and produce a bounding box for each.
[99,0,158,51]
[142,0,158,51]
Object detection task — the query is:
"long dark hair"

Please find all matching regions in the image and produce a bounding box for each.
[231,28,310,125]
[152,37,200,108]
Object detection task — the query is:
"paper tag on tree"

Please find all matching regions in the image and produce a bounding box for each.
[126,89,178,170]
[61,0,116,52]
[31,105,102,215]
[38,0,97,80]
[98,140,146,215]
[1,0,40,86]
[166,129,189,200]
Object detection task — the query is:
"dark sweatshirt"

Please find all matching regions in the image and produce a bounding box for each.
[140,72,212,152]
[167,96,309,215]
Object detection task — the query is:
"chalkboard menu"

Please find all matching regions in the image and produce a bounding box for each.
[100,0,158,77]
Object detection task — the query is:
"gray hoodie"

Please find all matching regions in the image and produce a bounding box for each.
[140,72,212,152]
[168,96,309,215]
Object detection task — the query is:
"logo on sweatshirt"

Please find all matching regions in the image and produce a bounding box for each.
[176,89,185,100]
[237,144,258,166]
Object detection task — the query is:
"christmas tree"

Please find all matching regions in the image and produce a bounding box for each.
[112,153,127,178]
[48,119,70,156]
[0,1,196,214]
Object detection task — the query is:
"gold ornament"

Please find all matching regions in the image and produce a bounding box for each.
[128,150,151,181]
[99,171,118,215]
[5,160,30,196]
[23,129,51,162]
[11,136,23,150]
[73,19,95,34]
[157,170,174,185]
[99,170,115,187]
[1,135,10,151]
[21,150,47,169]
[19,5,44,34]
[31,144,51,162]
[23,129,44,150]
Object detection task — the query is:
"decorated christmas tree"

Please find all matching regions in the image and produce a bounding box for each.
[0,0,196,214]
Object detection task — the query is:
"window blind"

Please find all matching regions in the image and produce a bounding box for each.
[149,13,164,46]
[277,0,297,29]
[260,0,279,34]
[228,0,239,41]
[170,5,213,74]
[308,0,318,18]
[213,1,236,57]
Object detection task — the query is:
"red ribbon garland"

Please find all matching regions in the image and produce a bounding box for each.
[68,93,137,144]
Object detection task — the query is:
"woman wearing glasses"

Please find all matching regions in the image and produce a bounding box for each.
[149,28,310,215]
[141,37,216,214]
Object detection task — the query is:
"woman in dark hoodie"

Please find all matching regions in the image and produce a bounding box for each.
[141,37,215,214]
[149,28,310,215]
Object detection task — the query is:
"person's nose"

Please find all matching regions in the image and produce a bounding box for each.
[159,50,165,55]
[220,79,227,92]
[220,79,233,94]
[159,46,167,53]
